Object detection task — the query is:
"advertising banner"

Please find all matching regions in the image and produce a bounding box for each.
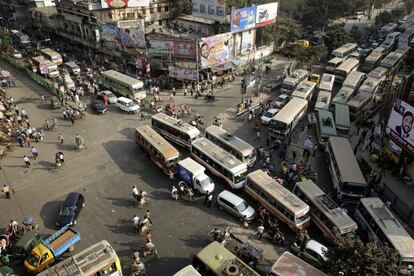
[147,36,196,59]
[168,65,197,80]
[386,99,414,154]
[199,33,233,69]
[100,22,145,48]
[192,0,226,23]
[39,64,48,75]
[255,2,278,27]
[231,6,256,33]
[101,0,149,9]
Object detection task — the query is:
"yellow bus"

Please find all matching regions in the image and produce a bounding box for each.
[38,240,122,276]
[136,125,180,175]
[192,241,260,276]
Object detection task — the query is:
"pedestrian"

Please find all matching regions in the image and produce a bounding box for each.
[1,185,10,199]
[144,210,152,224]
[184,88,187,96]
[41,95,45,103]
[169,93,174,103]
[255,129,261,142]
[266,135,271,148]
[146,231,152,243]
[140,111,145,121]
[25,118,30,128]
[207,193,213,207]
[58,133,64,144]
[292,151,297,160]
[23,155,30,168]
[70,116,75,126]
[17,115,22,126]
[18,135,24,147]
[257,224,265,240]
[172,87,176,96]
[31,146,39,160]
[63,110,67,120]
[26,136,31,148]
[169,171,174,184]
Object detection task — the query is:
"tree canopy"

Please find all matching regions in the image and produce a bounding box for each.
[323,235,401,275]
[376,10,394,25]
[325,26,351,52]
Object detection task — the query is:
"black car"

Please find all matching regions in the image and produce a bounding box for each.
[92,100,108,114]
[56,192,85,227]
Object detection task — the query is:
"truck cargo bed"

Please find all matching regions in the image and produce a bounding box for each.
[49,228,77,252]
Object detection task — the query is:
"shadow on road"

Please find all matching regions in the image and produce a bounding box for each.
[119,127,136,139]
[104,196,136,208]
[102,140,144,174]
[39,200,61,229]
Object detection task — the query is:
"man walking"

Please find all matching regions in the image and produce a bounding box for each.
[144,210,152,224]
[31,146,39,160]
[23,155,30,168]
[140,112,145,121]
[2,185,10,199]
[257,224,265,240]
[207,193,213,207]
[255,129,261,142]
[58,133,64,144]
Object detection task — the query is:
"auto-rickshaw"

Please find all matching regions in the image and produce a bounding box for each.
[50,97,61,109]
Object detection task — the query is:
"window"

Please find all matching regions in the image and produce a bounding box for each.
[157,6,161,12]
[165,6,168,12]
[127,12,135,20]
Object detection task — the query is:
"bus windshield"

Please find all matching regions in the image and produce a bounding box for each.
[296,213,309,224]
[342,183,367,195]
[234,170,248,184]
[166,157,178,168]
[272,121,288,132]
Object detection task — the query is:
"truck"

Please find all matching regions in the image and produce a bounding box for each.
[177,158,215,194]
[24,225,80,273]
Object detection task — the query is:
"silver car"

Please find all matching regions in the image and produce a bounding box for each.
[99,90,118,104]
[216,190,255,222]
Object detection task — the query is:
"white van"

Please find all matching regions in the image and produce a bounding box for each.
[216,190,256,222]
[64,62,81,75]
[116,97,140,113]
[63,74,75,90]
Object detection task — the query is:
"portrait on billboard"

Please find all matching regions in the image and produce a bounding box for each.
[200,33,233,68]
[231,6,256,33]
[386,99,414,154]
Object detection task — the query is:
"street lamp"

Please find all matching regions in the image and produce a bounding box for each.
[37,38,51,49]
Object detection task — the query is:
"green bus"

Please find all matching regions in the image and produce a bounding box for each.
[192,241,260,276]
[101,70,146,100]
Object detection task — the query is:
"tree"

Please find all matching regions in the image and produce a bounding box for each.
[273,16,301,46]
[404,0,414,14]
[323,235,401,275]
[325,26,351,52]
[350,28,363,43]
[295,45,328,67]
[376,10,393,25]
[391,8,405,19]
[171,0,192,17]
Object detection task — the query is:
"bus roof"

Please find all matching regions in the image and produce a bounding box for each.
[327,137,366,185]
[332,43,357,56]
[296,180,357,232]
[336,58,359,72]
[365,50,384,63]
[359,197,414,263]
[270,252,327,276]
[379,52,403,68]
[40,48,60,56]
[102,70,144,88]
[380,23,398,32]
[174,265,202,276]
[192,138,247,173]
[318,74,335,91]
[334,104,350,130]
[347,92,371,109]
[205,125,254,156]
[195,241,260,276]
[342,71,365,89]
[247,170,309,215]
[152,113,200,138]
[272,97,308,125]
[283,69,308,85]
[136,125,179,160]
[315,91,331,111]
[359,77,381,94]
[327,57,344,65]
[291,80,316,99]
[318,110,337,137]
[38,240,119,276]
[332,87,354,105]
[367,66,388,79]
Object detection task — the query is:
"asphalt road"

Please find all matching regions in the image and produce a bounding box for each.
[0,57,334,275]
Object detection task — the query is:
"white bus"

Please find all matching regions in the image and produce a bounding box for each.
[101,70,146,99]
[347,91,372,120]
[355,197,414,266]
[294,180,358,240]
[245,170,310,232]
[333,58,359,83]
[331,87,354,106]
[358,77,381,98]
[38,240,123,276]
[40,48,63,65]
[332,43,358,58]
[326,136,367,203]
[318,73,335,92]
[398,28,414,47]
[379,51,404,73]
[191,138,247,189]
[325,57,344,73]
[268,97,308,139]
[367,66,388,82]
[205,125,256,167]
[315,91,331,111]
[151,113,201,149]
[379,23,398,39]
[291,80,316,101]
[280,69,309,94]
[342,71,365,91]
[334,104,350,135]
[361,47,385,73]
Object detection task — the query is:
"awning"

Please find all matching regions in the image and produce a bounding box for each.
[223,62,234,70]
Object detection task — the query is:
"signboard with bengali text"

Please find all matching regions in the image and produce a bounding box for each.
[101,0,149,9]
[199,33,233,69]
[168,65,197,80]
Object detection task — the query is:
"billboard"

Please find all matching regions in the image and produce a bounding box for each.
[231,6,256,33]
[199,33,233,69]
[101,0,149,9]
[386,99,414,154]
[147,36,196,59]
[255,2,278,27]
[192,0,226,23]
[99,21,145,48]
[168,65,197,80]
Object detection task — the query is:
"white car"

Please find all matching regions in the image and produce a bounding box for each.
[260,108,280,125]
[12,50,22,59]
[274,94,290,108]
[99,90,118,104]
[216,190,256,222]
